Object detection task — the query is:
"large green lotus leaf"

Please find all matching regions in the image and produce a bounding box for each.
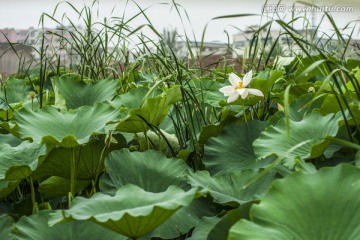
[100,149,189,194]
[190,203,252,240]
[13,103,121,147]
[188,78,224,107]
[99,149,214,239]
[292,55,327,83]
[273,56,295,71]
[188,216,222,240]
[287,92,326,121]
[0,134,22,147]
[0,214,13,240]
[254,112,342,168]
[0,103,24,121]
[266,92,327,128]
[115,85,182,133]
[208,205,251,240]
[152,197,216,239]
[0,180,19,199]
[229,164,360,240]
[0,141,46,181]
[347,59,360,71]
[134,130,180,157]
[251,69,284,96]
[187,170,274,206]
[0,120,19,138]
[203,120,270,176]
[110,87,149,109]
[348,102,360,124]
[0,78,30,104]
[13,210,126,240]
[100,181,215,240]
[38,176,91,199]
[33,134,126,181]
[52,75,118,109]
[316,93,347,115]
[50,184,197,238]
[160,108,181,134]
[348,68,360,92]
[198,109,236,145]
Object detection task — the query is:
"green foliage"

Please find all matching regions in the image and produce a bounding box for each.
[115,85,182,133]
[13,210,127,240]
[0,78,30,104]
[50,184,198,238]
[1,0,360,239]
[187,170,274,206]
[52,74,118,109]
[0,142,46,181]
[229,164,360,240]
[13,103,121,147]
[100,149,189,193]
[0,214,13,240]
[203,121,269,175]
[100,149,214,239]
[254,112,343,168]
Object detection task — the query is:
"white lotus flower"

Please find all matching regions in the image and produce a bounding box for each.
[219,70,264,103]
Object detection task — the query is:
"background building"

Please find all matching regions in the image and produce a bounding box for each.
[0,26,90,77]
[0,43,34,78]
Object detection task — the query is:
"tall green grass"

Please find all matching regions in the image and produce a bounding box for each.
[4,0,360,164]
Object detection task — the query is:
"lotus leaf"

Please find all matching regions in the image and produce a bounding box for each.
[229,164,360,240]
[134,130,180,157]
[207,206,251,240]
[203,120,270,175]
[13,210,126,240]
[52,74,118,109]
[100,149,189,194]
[38,176,91,199]
[0,214,13,240]
[191,205,251,240]
[152,197,216,239]
[187,170,274,206]
[293,55,327,83]
[0,133,22,147]
[254,112,342,168]
[0,78,30,104]
[188,78,224,107]
[50,184,197,238]
[33,134,126,180]
[99,149,214,239]
[0,180,19,199]
[115,85,182,133]
[188,216,221,240]
[0,141,46,181]
[13,103,121,147]
[110,86,149,109]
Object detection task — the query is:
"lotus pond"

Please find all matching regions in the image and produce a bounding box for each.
[1,1,360,240]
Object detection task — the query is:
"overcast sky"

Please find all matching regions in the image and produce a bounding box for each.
[1,0,359,42]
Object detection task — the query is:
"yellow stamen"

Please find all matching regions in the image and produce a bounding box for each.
[234,81,244,90]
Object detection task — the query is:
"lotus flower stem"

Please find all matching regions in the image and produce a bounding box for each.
[93,147,106,194]
[69,148,76,207]
[93,130,114,192]
[29,176,36,209]
[243,102,247,123]
[16,185,23,200]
